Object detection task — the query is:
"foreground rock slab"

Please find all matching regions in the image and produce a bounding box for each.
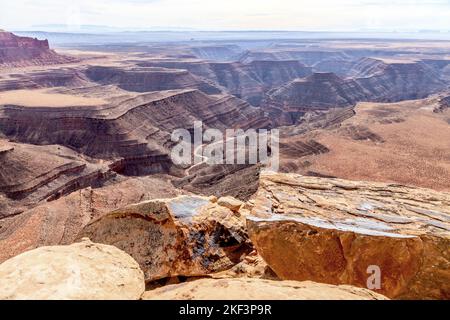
[78,195,251,282]
[248,172,450,299]
[143,278,388,300]
[217,196,244,212]
[0,239,145,300]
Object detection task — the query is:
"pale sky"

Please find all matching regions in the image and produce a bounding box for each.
[1,0,450,32]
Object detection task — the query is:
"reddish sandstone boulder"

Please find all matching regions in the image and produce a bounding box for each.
[0,30,73,67]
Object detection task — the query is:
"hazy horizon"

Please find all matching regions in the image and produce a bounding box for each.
[2,0,450,33]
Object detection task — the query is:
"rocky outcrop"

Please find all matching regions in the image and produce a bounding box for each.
[173,164,262,201]
[211,250,278,280]
[0,31,74,67]
[340,124,384,143]
[312,59,355,77]
[143,278,388,300]
[0,141,13,155]
[238,49,350,66]
[196,62,265,105]
[278,139,331,172]
[77,195,252,282]
[217,196,244,212]
[268,72,368,108]
[189,45,243,61]
[0,238,145,300]
[279,139,329,158]
[435,95,450,113]
[247,172,450,299]
[355,61,444,101]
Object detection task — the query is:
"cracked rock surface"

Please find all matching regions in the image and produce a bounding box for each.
[247,172,450,299]
[78,195,252,282]
[0,238,145,300]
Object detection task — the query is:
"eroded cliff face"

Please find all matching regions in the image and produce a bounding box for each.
[173,164,262,201]
[0,140,114,216]
[0,89,269,169]
[138,59,312,105]
[0,68,89,92]
[143,278,387,300]
[247,172,450,299]
[355,61,444,101]
[346,57,390,78]
[0,238,389,300]
[0,175,187,263]
[0,31,74,67]
[0,239,145,300]
[0,37,449,300]
[269,73,368,108]
[77,195,252,282]
[1,171,449,299]
[238,49,350,66]
[0,87,270,231]
[85,65,221,94]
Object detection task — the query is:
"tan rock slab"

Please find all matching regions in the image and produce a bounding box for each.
[143,278,388,300]
[248,172,450,299]
[0,238,145,300]
[77,195,252,282]
[217,196,244,212]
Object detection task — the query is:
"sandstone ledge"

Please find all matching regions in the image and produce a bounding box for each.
[248,172,450,299]
[77,195,252,282]
[143,278,388,300]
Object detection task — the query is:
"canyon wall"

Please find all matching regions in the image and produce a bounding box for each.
[0,31,74,67]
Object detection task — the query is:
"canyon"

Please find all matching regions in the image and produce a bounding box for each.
[0,31,449,300]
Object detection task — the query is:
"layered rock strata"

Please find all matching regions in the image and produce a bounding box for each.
[0,89,269,173]
[139,59,312,105]
[264,61,445,125]
[0,238,145,300]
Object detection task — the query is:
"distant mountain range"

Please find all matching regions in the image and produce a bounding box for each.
[25,24,197,33]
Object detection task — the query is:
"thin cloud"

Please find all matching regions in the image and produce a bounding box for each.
[1,0,449,31]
